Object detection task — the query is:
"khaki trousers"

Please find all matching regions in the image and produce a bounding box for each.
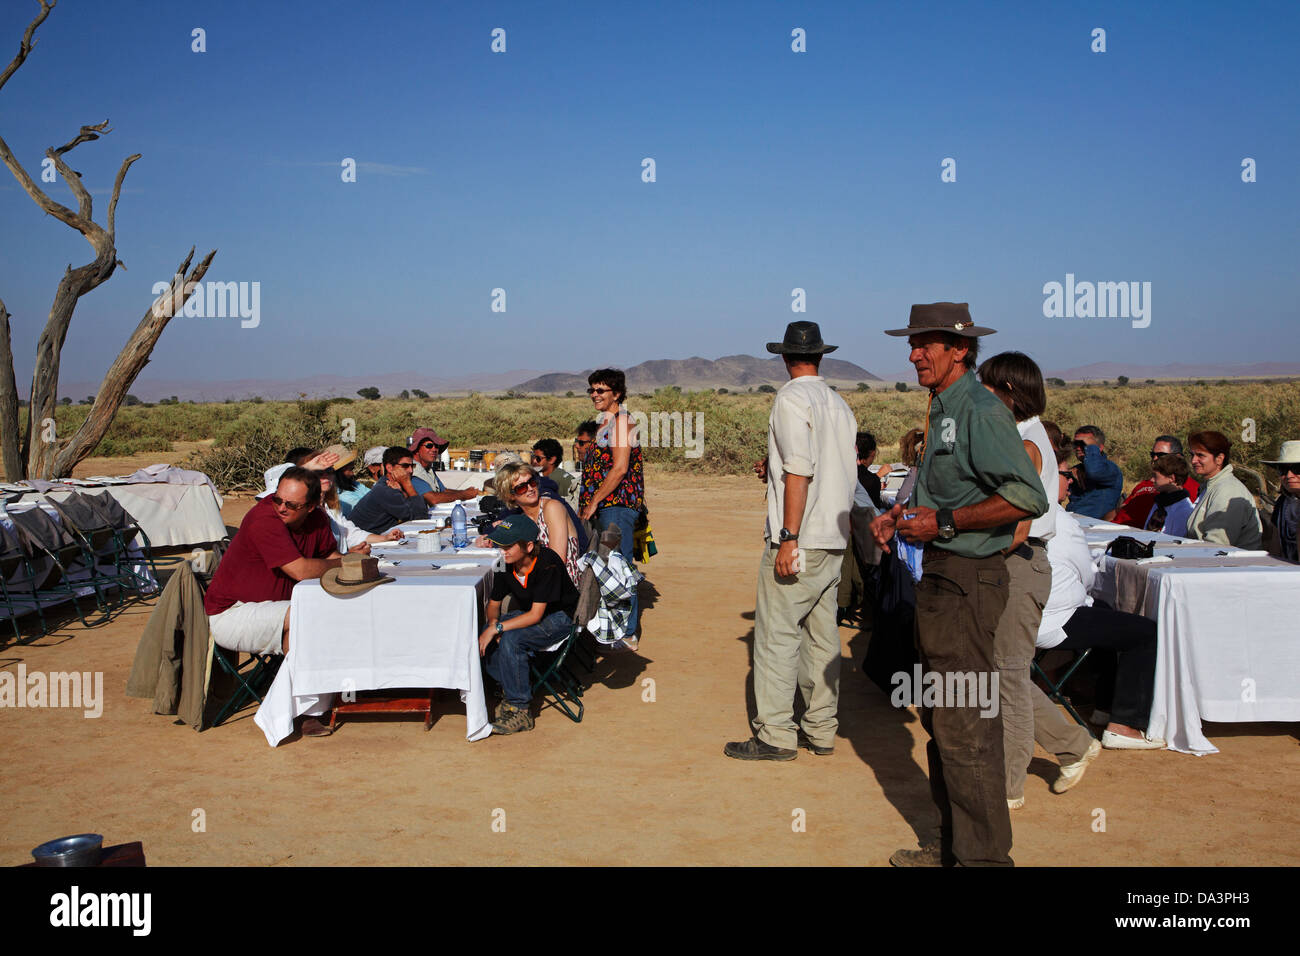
[751,544,843,750]
[993,544,1052,800]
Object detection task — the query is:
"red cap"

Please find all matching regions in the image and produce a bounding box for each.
[408,427,448,453]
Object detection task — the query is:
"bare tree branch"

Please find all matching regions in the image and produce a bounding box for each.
[107,152,141,240]
[0,0,53,95]
[52,249,217,477]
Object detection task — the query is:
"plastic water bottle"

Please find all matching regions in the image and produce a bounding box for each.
[451,503,468,549]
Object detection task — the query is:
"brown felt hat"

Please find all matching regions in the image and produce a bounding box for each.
[321,553,394,597]
[884,302,998,338]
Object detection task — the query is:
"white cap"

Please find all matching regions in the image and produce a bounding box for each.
[363,446,386,467]
[256,462,294,499]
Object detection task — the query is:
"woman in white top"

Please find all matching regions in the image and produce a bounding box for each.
[977,351,1058,807]
[1039,508,1163,751]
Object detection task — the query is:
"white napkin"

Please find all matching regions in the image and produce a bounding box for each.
[1220,550,1268,557]
[1136,555,1174,565]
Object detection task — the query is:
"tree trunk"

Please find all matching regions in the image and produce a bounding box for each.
[51,248,215,477]
[0,298,22,480]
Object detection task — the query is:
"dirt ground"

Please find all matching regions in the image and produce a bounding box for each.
[2,456,1297,866]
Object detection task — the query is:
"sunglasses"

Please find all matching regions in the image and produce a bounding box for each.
[393,461,414,470]
[512,477,539,494]
[574,438,593,446]
[419,441,437,450]
[1281,464,1300,476]
[586,387,612,395]
[271,495,310,512]
[530,454,546,463]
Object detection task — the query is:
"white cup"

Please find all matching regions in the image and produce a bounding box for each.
[417,534,439,554]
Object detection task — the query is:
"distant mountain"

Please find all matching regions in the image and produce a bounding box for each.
[51,369,548,403]
[512,354,881,393]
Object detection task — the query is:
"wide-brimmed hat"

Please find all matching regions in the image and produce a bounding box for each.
[766,321,838,355]
[884,302,998,338]
[321,443,356,469]
[1262,441,1300,468]
[408,427,448,453]
[321,554,394,597]
[256,462,294,499]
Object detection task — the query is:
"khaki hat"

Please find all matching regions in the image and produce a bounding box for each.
[321,554,394,597]
[321,444,356,469]
[1262,441,1300,468]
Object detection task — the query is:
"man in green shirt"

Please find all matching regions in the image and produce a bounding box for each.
[871,302,1048,867]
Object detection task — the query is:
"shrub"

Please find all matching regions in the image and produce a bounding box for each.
[757,384,776,394]
[894,382,908,393]
[357,387,380,400]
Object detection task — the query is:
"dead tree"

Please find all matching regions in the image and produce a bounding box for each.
[0,0,216,479]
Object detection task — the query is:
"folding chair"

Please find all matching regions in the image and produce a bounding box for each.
[0,524,44,641]
[1032,647,1095,734]
[80,491,182,588]
[42,493,135,617]
[208,644,282,727]
[6,506,113,629]
[529,622,586,723]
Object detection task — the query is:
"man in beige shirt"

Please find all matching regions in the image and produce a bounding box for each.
[725,321,858,760]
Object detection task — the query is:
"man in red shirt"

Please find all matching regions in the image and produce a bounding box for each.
[1109,434,1200,526]
[205,467,342,656]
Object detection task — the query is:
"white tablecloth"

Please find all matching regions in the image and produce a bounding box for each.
[1077,516,1300,755]
[253,532,500,746]
[438,471,490,491]
[11,483,226,547]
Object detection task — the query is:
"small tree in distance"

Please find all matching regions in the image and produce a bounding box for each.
[357,387,380,400]
[398,389,410,400]
[894,382,908,393]
[1116,375,1130,387]
[411,388,429,399]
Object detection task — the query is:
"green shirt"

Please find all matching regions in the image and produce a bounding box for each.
[914,370,1049,558]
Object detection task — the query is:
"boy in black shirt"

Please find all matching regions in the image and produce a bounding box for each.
[479,515,579,734]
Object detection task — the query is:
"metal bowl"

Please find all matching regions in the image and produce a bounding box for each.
[31,833,103,867]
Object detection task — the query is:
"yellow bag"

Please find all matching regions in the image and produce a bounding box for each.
[634,518,657,562]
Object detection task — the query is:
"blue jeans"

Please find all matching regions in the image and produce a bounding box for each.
[595,505,640,635]
[484,609,574,708]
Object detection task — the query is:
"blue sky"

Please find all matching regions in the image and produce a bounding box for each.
[1,0,1296,388]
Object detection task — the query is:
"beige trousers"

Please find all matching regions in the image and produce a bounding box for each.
[751,545,844,750]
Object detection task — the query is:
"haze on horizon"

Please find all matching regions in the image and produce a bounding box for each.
[1,0,1297,389]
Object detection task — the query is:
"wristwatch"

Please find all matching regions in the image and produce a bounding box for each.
[494,622,504,636]
[778,527,799,543]
[936,508,957,542]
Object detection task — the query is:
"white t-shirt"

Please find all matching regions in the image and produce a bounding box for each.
[765,375,857,550]
[1017,416,1058,542]
[1037,509,1094,649]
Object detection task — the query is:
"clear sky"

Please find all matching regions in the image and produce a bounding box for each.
[1,0,1297,388]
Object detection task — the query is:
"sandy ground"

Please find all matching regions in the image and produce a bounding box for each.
[2,455,1298,866]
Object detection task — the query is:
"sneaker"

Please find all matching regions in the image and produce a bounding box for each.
[1051,738,1102,793]
[889,843,952,867]
[797,733,833,756]
[723,736,797,761]
[1101,729,1166,750]
[1007,796,1025,810]
[491,702,535,735]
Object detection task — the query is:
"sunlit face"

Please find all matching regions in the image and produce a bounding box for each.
[908,332,964,390]
[1189,446,1224,479]
[318,470,335,494]
[415,440,440,468]
[587,382,618,413]
[271,478,312,527]
[499,540,533,565]
[511,472,540,507]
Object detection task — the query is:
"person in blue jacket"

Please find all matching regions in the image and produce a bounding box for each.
[1066,425,1125,519]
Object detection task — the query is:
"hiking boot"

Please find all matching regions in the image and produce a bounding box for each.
[491,702,535,735]
[723,736,796,761]
[798,732,833,756]
[889,843,952,867]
